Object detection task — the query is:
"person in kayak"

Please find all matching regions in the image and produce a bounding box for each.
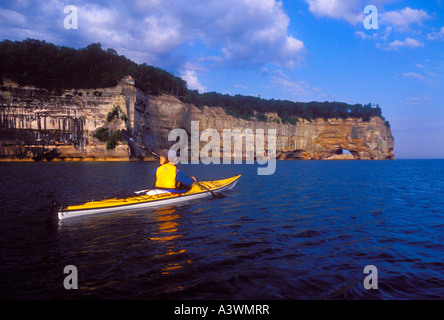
[151,150,196,191]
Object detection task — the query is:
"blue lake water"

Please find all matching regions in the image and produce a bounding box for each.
[0,160,443,299]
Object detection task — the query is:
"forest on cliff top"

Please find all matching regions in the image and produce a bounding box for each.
[0,39,389,126]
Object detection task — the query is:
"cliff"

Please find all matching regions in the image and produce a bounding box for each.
[0,77,137,161]
[139,95,394,160]
[0,78,394,161]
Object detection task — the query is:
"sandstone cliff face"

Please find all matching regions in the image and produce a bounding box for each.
[136,94,395,160]
[0,78,394,161]
[0,78,134,160]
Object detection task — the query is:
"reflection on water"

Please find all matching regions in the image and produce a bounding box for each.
[150,206,191,276]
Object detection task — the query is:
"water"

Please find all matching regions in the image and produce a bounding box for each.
[0,160,443,300]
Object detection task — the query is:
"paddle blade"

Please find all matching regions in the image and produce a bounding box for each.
[195,180,226,199]
[121,129,159,157]
[121,129,134,143]
[212,192,227,198]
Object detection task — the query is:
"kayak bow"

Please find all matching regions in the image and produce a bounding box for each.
[57,175,240,220]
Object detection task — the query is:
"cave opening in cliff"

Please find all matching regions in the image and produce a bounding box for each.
[330,148,357,159]
[333,148,351,155]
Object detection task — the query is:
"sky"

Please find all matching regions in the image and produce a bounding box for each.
[0,0,443,159]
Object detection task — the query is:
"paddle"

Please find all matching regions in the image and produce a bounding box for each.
[121,129,160,158]
[121,129,226,198]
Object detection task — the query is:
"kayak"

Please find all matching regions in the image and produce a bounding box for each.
[57,175,241,220]
[57,175,240,220]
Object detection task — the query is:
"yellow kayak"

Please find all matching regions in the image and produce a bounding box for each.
[57,175,241,220]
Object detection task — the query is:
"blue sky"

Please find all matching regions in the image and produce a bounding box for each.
[1,0,443,158]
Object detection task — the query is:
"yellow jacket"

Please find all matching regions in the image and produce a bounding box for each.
[155,163,178,189]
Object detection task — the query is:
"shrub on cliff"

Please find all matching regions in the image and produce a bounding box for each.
[106,105,127,122]
[93,128,109,142]
[92,128,122,150]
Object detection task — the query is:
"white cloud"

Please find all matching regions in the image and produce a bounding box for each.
[0,8,26,27]
[380,7,431,31]
[354,31,371,40]
[269,69,322,98]
[271,76,310,96]
[304,0,363,25]
[141,0,307,69]
[350,5,434,52]
[427,26,444,40]
[1,0,306,73]
[199,0,306,68]
[234,84,248,90]
[304,0,433,30]
[402,72,424,81]
[179,69,206,93]
[354,25,393,42]
[405,93,432,106]
[274,69,290,79]
[388,37,423,50]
